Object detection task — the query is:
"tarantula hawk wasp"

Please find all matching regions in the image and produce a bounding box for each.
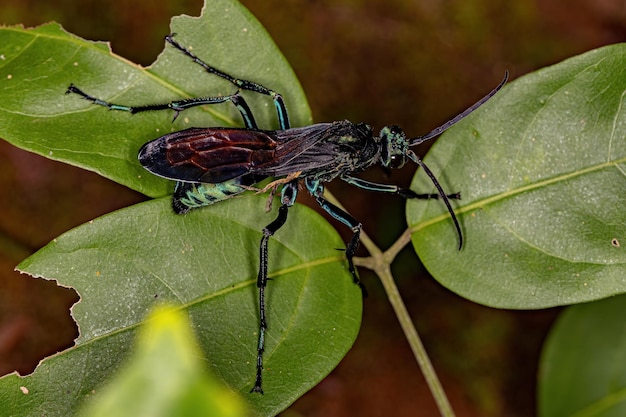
[66,34,507,394]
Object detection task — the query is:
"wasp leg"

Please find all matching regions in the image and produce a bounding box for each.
[165,34,291,130]
[305,178,367,297]
[66,84,246,121]
[341,175,461,200]
[66,83,261,128]
[251,180,298,394]
[341,173,463,250]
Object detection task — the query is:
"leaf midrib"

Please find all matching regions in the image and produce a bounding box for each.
[413,156,626,231]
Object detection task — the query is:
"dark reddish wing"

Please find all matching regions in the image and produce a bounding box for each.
[138,127,277,183]
[138,122,351,184]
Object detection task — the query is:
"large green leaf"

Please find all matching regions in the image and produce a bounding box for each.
[0,0,310,198]
[538,295,626,417]
[0,196,361,417]
[0,1,360,416]
[408,44,626,309]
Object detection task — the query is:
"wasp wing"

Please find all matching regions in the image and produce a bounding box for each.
[138,127,277,183]
[262,123,338,176]
[138,122,360,184]
[257,121,370,177]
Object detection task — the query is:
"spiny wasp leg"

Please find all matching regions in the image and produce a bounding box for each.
[165,34,291,130]
[252,180,298,394]
[305,178,367,296]
[66,82,240,121]
[342,174,461,200]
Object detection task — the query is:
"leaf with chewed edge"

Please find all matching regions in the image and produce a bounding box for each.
[0,1,361,416]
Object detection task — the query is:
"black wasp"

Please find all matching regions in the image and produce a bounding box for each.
[66,34,507,394]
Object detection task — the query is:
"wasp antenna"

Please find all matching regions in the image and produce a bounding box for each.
[409,152,463,249]
[410,71,508,146]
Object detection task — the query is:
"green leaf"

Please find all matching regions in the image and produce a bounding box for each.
[538,295,626,417]
[0,0,311,198]
[407,44,626,309]
[0,196,361,417]
[77,305,248,417]
[0,1,360,416]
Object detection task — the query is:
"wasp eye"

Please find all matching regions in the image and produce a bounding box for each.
[389,154,405,169]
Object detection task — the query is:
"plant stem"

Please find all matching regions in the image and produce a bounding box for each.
[324,191,455,417]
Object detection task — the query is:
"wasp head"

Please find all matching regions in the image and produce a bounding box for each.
[379,125,410,169]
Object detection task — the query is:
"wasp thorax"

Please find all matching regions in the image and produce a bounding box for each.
[379,125,409,169]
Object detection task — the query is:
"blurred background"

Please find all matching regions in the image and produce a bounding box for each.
[1,0,625,416]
